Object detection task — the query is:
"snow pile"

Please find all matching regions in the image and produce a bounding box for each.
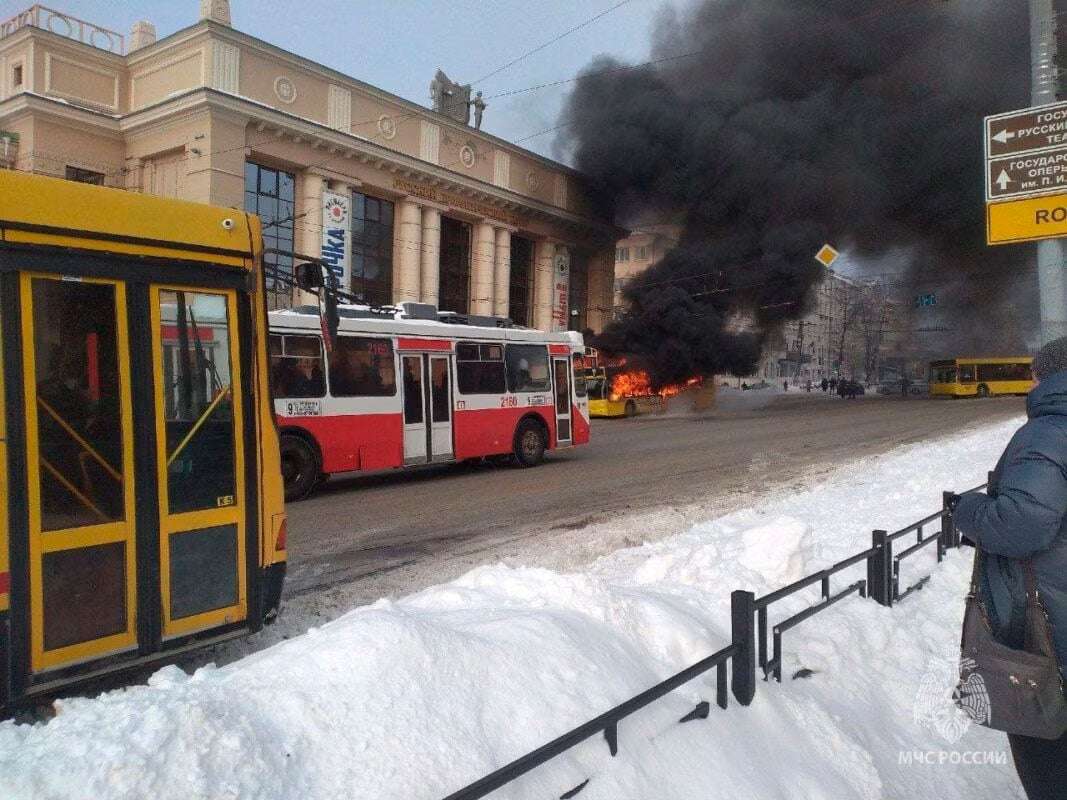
[0,418,1028,800]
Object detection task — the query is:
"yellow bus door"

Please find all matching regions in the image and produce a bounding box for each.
[150,287,247,639]
[19,274,138,672]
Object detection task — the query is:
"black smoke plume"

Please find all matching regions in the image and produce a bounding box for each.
[560,0,1030,387]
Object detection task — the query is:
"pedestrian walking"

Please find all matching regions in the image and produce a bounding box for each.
[821,378,829,393]
[829,377,838,393]
[952,336,1067,800]
[900,376,911,398]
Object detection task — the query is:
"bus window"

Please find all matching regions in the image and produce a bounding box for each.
[958,365,974,383]
[159,290,236,515]
[573,354,587,397]
[329,336,397,397]
[32,279,125,531]
[977,362,1032,382]
[457,342,506,394]
[505,344,550,393]
[270,334,325,398]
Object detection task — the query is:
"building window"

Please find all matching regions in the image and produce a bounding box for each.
[509,235,534,326]
[351,192,394,306]
[615,247,629,262]
[635,246,648,260]
[439,216,471,313]
[65,166,104,185]
[244,163,295,308]
[12,63,23,89]
[568,249,589,332]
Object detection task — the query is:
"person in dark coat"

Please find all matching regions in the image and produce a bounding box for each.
[954,336,1067,800]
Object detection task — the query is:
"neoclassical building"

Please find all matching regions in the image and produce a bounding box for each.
[0,1,621,331]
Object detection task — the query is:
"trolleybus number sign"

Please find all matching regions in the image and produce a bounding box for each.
[285,400,322,417]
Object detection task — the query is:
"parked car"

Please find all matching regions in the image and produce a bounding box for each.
[837,380,866,397]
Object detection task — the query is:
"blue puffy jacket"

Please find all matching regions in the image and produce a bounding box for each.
[955,371,1067,681]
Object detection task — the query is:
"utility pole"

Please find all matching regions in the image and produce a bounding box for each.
[1032,0,1067,343]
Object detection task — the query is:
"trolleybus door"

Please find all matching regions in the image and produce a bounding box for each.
[402,354,428,464]
[427,355,454,462]
[552,356,572,446]
[18,274,139,672]
[150,287,247,640]
[401,353,454,465]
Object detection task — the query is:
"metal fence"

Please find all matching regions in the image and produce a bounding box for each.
[441,481,987,800]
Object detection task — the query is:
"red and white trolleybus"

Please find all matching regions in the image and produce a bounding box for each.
[268,303,590,499]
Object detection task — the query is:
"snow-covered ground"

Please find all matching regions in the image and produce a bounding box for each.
[0,417,1029,800]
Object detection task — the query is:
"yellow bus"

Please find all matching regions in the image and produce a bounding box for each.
[928,357,1035,398]
[0,171,287,713]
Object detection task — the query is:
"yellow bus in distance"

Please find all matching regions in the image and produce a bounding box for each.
[928,357,1034,398]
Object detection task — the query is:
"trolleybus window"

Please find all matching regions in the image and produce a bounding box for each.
[403,356,423,423]
[158,290,236,515]
[959,364,975,383]
[573,354,587,397]
[270,334,325,398]
[431,358,450,422]
[505,344,550,393]
[329,336,396,397]
[456,342,506,394]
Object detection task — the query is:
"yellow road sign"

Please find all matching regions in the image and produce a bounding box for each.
[987,193,1067,245]
[814,244,839,266]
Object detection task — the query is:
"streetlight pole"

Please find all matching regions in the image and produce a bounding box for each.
[1032,0,1067,343]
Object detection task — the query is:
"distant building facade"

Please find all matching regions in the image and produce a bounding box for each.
[0,2,621,330]
[612,224,681,312]
[752,271,918,385]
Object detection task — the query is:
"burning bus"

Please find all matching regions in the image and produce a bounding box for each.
[581,348,704,418]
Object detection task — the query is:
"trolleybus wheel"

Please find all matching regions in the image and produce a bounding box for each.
[513,419,547,467]
[281,434,320,501]
[625,400,638,417]
[977,384,990,398]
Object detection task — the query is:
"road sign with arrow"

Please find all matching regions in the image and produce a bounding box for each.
[985,101,1067,244]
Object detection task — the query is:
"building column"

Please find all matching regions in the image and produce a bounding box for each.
[470,221,496,315]
[420,206,442,307]
[393,197,423,305]
[533,239,556,331]
[295,171,325,307]
[493,226,511,318]
[585,247,615,334]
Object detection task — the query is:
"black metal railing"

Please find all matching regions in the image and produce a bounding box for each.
[441,642,740,800]
[441,481,988,799]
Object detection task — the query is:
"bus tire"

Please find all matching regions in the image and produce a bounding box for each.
[977,384,990,398]
[280,434,320,502]
[625,400,638,417]
[513,418,547,468]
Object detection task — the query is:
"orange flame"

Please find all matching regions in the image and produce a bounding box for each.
[610,370,703,401]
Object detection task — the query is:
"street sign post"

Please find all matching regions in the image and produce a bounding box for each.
[985,101,1067,245]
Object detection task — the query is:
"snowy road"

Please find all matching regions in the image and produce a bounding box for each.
[285,393,1024,606]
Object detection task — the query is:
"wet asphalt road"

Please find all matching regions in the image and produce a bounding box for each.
[283,393,1024,597]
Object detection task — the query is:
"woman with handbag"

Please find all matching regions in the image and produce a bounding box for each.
[954,337,1067,800]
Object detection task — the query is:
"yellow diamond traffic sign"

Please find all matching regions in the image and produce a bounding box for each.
[814,244,839,267]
